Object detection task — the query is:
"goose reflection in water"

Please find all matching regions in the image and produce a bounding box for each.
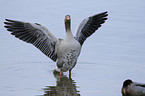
[42,71,80,96]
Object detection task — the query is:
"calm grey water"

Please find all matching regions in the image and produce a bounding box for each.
[0,0,145,96]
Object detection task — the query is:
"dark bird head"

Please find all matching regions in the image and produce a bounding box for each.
[123,79,133,88]
[122,79,133,96]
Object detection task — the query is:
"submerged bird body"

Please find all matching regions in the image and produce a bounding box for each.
[122,79,145,96]
[4,12,108,74]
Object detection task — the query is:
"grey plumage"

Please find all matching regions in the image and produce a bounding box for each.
[4,11,108,73]
[122,79,145,96]
[4,19,58,61]
[74,11,108,45]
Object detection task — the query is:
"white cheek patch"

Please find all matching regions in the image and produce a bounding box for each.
[123,88,126,95]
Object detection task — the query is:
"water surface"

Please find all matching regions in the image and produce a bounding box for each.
[0,0,145,96]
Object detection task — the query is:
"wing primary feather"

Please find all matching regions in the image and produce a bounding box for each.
[74,11,108,45]
[4,19,58,61]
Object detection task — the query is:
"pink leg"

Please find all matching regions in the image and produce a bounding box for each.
[60,71,62,76]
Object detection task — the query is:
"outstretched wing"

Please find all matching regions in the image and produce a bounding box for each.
[4,19,59,61]
[74,11,108,45]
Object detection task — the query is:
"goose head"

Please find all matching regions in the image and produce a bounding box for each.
[122,79,133,88]
[65,15,71,32]
[122,79,133,96]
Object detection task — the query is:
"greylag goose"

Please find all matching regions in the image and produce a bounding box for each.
[4,11,108,75]
[122,79,145,96]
